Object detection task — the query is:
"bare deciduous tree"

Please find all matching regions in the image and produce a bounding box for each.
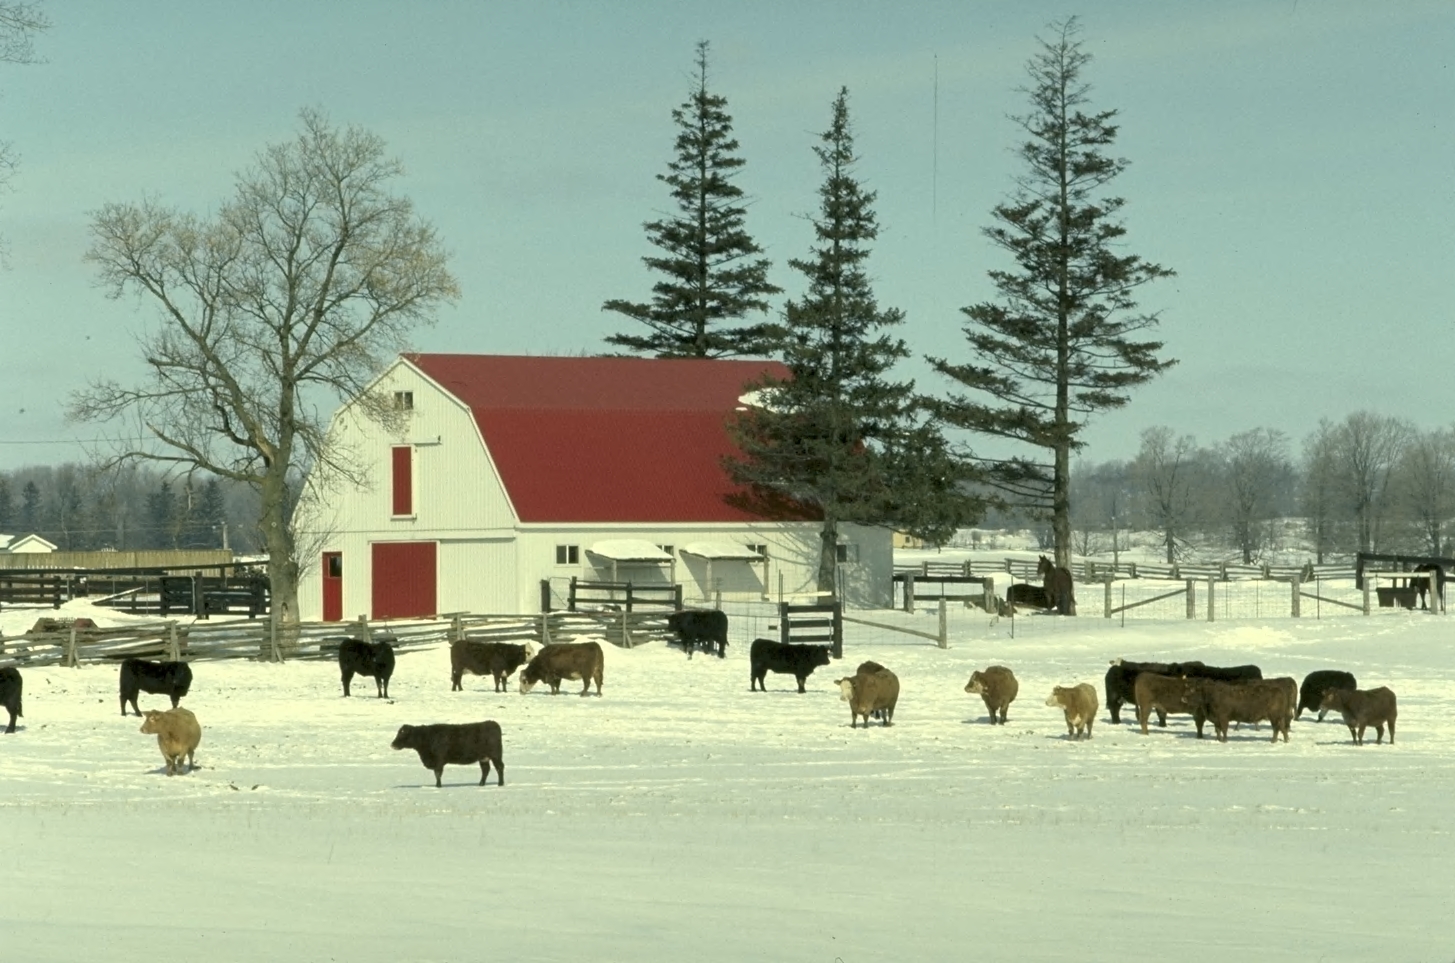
[69,109,459,622]
[0,1,49,258]
[1328,412,1411,553]
[1132,426,1201,564]
[1393,426,1455,556]
[1219,428,1292,564]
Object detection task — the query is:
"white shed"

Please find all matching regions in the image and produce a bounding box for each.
[292,354,892,621]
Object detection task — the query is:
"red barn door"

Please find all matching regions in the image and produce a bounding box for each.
[321,552,343,622]
[371,542,437,619]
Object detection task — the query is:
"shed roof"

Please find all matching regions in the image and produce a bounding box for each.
[404,354,809,524]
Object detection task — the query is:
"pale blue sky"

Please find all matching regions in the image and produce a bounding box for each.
[1,1,1450,471]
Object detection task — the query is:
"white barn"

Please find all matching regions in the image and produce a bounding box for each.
[292,354,892,622]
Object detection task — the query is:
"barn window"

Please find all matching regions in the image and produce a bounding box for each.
[836,543,859,563]
[555,544,579,565]
[393,391,414,410]
[327,555,343,578]
[658,544,674,556]
[748,544,768,557]
[391,446,413,516]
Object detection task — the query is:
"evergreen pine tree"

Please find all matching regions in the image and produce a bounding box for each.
[0,476,12,530]
[929,17,1175,568]
[726,88,979,594]
[147,480,177,549]
[603,40,781,358]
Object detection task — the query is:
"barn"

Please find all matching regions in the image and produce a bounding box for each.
[292,354,892,622]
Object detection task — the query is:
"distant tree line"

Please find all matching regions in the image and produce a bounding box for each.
[0,463,260,553]
[1054,412,1453,564]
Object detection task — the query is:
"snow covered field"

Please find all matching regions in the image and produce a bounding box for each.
[3,596,1454,963]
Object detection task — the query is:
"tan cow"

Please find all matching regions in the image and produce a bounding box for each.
[1320,686,1397,745]
[1045,683,1098,739]
[836,665,899,728]
[139,707,201,776]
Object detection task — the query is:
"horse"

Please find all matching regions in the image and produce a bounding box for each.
[1411,563,1446,611]
[1037,555,1076,615]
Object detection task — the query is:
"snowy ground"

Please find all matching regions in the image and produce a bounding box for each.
[3,596,1454,963]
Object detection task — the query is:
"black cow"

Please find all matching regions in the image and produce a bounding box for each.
[749,638,833,693]
[1007,583,1050,612]
[119,658,193,717]
[0,666,22,734]
[1167,662,1263,684]
[1104,659,1201,725]
[667,609,729,659]
[338,638,395,698]
[391,721,504,787]
[451,641,532,692]
[1412,563,1446,611]
[1298,669,1357,721]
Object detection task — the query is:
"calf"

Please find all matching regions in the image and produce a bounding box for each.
[667,609,729,659]
[391,721,504,787]
[1193,678,1293,743]
[451,640,534,692]
[1320,686,1397,745]
[0,666,22,734]
[519,641,604,696]
[338,638,395,698]
[1104,659,1203,725]
[1133,673,1208,736]
[1045,683,1098,739]
[965,665,1018,724]
[119,658,193,716]
[139,707,201,776]
[836,665,899,728]
[749,638,832,693]
[1298,670,1357,721]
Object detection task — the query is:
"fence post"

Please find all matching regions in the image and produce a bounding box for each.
[1291,575,1301,618]
[984,576,996,615]
[714,588,722,611]
[938,596,948,649]
[1207,577,1216,623]
[1185,579,1195,620]
[620,607,632,648]
[168,622,181,661]
[451,614,463,645]
[356,616,372,643]
[904,574,916,614]
[832,603,843,660]
[1104,579,1113,619]
[66,623,78,667]
[540,611,552,646]
[1363,579,1371,616]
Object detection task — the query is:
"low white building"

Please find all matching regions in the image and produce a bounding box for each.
[292,354,891,622]
[0,533,57,554]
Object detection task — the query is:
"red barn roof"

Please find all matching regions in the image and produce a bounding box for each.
[405,354,798,524]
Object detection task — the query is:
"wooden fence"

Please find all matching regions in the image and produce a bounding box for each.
[895,557,1354,583]
[0,607,684,670]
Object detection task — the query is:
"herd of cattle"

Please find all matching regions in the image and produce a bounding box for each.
[0,609,1405,786]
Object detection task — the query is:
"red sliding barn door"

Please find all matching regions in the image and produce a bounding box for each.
[371,541,436,619]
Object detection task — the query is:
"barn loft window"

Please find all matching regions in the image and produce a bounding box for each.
[393,390,414,410]
[836,543,859,563]
[748,544,768,558]
[555,545,579,565]
[391,446,413,516]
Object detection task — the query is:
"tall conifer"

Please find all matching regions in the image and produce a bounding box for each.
[727,89,977,593]
[603,41,780,358]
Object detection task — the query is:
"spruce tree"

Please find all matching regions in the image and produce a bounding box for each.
[726,88,978,594]
[0,476,12,530]
[929,18,1175,568]
[603,40,781,358]
[19,480,39,533]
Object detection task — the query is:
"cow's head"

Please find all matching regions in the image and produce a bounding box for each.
[835,678,857,702]
[390,725,415,750]
[138,710,164,734]
[1044,688,1068,708]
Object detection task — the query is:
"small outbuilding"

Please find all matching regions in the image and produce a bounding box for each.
[293,354,891,621]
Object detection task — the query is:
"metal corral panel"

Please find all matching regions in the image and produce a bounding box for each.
[372,541,437,619]
[438,539,517,613]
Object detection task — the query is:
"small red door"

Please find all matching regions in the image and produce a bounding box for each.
[371,542,437,619]
[322,552,343,622]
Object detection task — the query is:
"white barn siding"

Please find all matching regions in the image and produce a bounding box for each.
[438,538,517,614]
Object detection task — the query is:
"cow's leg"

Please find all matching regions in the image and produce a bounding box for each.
[4,710,14,734]
[1388,718,1395,744]
[170,693,181,708]
[434,767,445,788]
[451,672,462,692]
[479,761,490,785]
[341,670,353,697]
[796,674,807,694]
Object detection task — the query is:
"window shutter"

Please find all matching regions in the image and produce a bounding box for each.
[391,446,413,516]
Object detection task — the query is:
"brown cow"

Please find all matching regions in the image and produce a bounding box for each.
[519,641,604,696]
[451,640,535,692]
[836,666,900,728]
[1320,686,1397,745]
[1133,673,1207,736]
[965,666,1018,724]
[1194,679,1293,743]
[1045,683,1098,739]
